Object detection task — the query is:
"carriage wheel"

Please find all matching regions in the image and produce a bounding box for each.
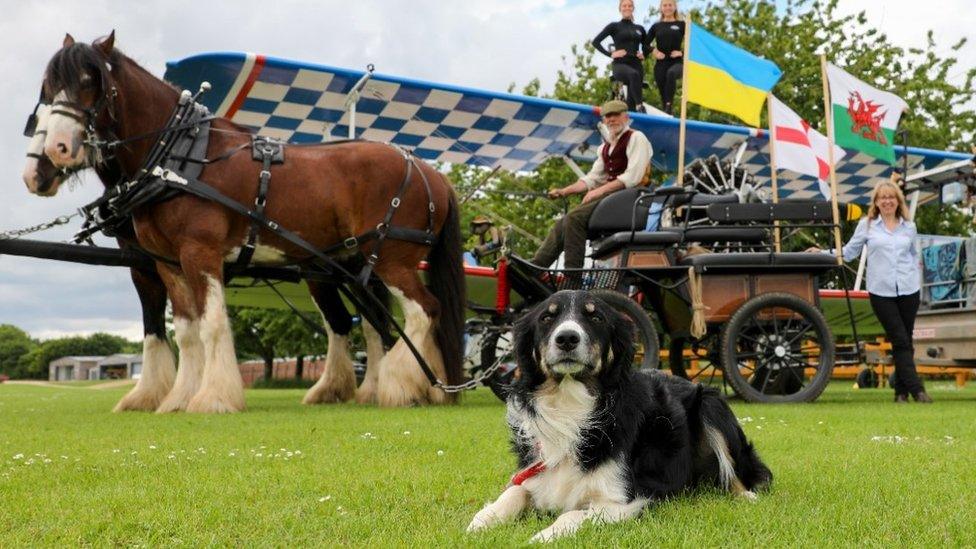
[589,290,659,371]
[720,292,833,403]
[671,334,737,398]
[480,290,659,402]
[480,327,517,401]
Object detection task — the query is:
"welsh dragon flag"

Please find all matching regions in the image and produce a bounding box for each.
[826,63,908,164]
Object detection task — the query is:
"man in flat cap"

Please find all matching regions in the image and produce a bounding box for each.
[531,99,652,269]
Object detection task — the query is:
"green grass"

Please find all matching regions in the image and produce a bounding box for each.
[1,381,975,547]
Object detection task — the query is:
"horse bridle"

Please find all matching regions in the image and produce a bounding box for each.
[24,84,118,153]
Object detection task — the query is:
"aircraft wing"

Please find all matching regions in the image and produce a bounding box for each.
[165,52,970,204]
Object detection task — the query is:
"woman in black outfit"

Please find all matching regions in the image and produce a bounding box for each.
[646,0,684,114]
[592,0,647,112]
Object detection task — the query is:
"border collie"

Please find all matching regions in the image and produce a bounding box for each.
[467,290,771,542]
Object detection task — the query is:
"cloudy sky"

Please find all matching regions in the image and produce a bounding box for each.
[0,0,972,341]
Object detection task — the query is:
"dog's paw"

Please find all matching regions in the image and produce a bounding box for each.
[466,507,495,532]
[529,527,559,544]
[739,490,758,502]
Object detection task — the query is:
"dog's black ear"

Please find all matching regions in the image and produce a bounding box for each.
[605,306,637,381]
[513,304,540,371]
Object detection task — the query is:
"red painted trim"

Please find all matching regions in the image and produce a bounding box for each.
[819,289,869,299]
[224,54,266,119]
[417,261,498,278]
[510,461,546,486]
[495,257,510,314]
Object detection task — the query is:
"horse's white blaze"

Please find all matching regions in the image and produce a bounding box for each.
[157,317,204,413]
[44,91,87,169]
[22,103,53,193]
[113,334,176,412]
[224,243,288,264]
[376,287,447,406]
[303,324,356,404]
[186,275,245,413]
[355,320,385,404]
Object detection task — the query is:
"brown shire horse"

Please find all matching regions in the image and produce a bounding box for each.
[33,32,465,412]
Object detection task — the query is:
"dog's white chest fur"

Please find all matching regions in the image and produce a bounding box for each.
[509,378,628,511]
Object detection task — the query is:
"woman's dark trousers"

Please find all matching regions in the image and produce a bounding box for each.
[869,291,925,395]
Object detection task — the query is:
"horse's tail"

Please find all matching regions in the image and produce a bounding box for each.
[427,181,466,391]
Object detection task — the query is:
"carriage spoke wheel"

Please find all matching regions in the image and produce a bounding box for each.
[672,335,736,398]
[480,290,659,402]
[480,327,517,401]
[720,292,833,403]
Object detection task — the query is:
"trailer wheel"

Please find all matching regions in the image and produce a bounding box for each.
[856,367,879,389]
[721,292,833,403]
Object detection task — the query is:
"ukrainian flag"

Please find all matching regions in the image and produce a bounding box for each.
[685,22,782,127]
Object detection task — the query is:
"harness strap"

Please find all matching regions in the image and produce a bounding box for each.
[413,156,437,235]
[355,150,415,285]
[107,115,219,151]
[231,138,281,275]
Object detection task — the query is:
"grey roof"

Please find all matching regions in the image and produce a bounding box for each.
[97,354,143,366]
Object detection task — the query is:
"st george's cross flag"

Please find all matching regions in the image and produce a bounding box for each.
[826,63,908,164]
[769,95,845,199]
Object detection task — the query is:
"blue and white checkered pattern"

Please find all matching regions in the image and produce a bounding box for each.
[165,52,971,205]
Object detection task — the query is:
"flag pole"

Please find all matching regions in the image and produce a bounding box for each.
[820,55,843,265]
[766,92,781,252]
[676,14,692,186]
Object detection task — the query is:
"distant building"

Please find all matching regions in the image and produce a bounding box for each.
[47,354,143,381]
[96,354,143,380]
[48,356,103,381]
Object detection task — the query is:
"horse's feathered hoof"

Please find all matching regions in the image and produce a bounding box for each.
[113,388,166,412]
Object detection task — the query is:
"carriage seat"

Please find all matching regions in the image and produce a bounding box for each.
[591,226,768,258]
[587,187,739,238]
[678,252,838,269]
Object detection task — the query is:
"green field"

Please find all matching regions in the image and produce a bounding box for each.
[1,381,974,547]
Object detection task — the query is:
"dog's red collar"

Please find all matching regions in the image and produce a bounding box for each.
[510,461,546,486]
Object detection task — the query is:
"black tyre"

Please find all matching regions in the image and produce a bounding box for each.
[589,289,659,371]
[856,367,879,389]
[721,292,834,403]
[480,328,517,401]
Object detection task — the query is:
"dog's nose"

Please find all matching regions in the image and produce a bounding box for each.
[555,330,580,351]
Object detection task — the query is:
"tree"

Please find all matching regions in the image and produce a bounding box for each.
[228,306,326,381]
[20,332,137,379]
[0,325,36,379]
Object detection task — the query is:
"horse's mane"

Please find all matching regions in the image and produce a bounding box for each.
[43,42,119,101]
[44,39,254,141]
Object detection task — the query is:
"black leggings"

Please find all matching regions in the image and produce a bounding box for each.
[612,59,644,111]
[654,59,683,113]
[869,292,925,395]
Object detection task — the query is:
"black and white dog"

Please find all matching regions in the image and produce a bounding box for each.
[468,290,771,542]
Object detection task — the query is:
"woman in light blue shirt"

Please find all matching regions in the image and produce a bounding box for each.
[807,179,931,403]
